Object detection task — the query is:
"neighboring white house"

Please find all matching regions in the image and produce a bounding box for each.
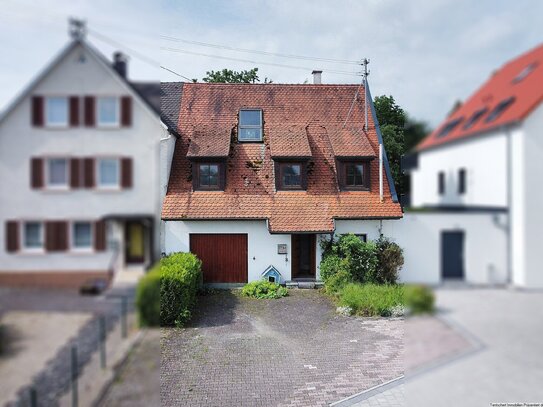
[0,28,175,288]
[161,76,403,285]
[401,43,543,288]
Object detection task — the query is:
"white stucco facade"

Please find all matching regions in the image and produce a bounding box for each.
[0,41,165,279]
[164,219,401,283]
[410,130,510,209]
[404,98,543,288]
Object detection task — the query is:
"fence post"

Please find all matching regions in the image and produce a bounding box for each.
[99,316,107,369]
[121,296,127,339]
[29,387,37,407]
[71,345,78,407]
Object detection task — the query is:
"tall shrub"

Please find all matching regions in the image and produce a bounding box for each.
[160,252,202,327]
[374,237,404,284]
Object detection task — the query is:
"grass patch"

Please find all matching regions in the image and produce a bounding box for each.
[241,280,288,299]
[337,283,404,317]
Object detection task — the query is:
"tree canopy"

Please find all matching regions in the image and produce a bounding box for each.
[373,95,431,197]
[202,68,272,83]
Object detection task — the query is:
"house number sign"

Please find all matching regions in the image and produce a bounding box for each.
[277,244,288,254]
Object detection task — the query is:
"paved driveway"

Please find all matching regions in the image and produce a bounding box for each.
[161,289,403,407]
[349,287,543,406]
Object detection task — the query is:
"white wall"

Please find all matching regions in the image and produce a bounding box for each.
[411,132,509,208]
[518,102,543,288]
[164,219,403,283]
[0,42,163,272]
[165,220,293,282]
[392,212,508,285]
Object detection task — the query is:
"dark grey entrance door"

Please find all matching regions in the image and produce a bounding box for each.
[441,231,464,279]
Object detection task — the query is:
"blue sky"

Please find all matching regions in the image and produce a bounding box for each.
[0,0,542,126]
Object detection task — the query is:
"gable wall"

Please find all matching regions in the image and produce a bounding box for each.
[0,42,164,271]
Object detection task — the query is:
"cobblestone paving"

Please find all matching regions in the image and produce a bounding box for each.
[161,290,403,407]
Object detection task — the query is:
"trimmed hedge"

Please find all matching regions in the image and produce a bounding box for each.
[136,252,202,328]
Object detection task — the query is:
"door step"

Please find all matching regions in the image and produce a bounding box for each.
[285,280,324,289]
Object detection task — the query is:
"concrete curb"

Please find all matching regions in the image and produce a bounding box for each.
[329,376,405,406]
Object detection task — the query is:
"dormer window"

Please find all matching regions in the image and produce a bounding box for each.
[194,163,224,191]
[238,109,263,142]
[278,163,303,190]
[339,161,370,190]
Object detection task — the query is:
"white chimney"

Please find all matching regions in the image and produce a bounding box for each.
[312,70,322,84]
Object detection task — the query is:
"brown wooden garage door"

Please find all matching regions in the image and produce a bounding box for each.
[189,234,248,283]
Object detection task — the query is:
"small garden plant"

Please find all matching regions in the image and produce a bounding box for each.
[241,280,288,299]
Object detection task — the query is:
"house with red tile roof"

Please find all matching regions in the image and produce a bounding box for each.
[400,43,543,288]
[162,78,402,284]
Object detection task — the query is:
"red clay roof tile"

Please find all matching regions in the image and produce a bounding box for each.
[418,43,543,151]
[162,83,402,232]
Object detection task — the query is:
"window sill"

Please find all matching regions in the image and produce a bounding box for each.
[19,248,46,255]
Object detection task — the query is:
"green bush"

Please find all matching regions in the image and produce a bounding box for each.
[136,264,161,327]
[241,280,288,299]
[338,283,404,317]
[160,252,202,327]
[405,285,435,314]
[319,254,349,282]
[324,270,352,295]
[374,237,404,284]
[348,240,378,283]
[136,253,202,327]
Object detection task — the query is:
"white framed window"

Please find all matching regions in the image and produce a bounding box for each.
[97,97,119,126]
[45,97,68,127]
[23,221,44,250]
[238,109,263,141]
[97,158,120,188]
[72,221,93,250]
[46,158,69,188]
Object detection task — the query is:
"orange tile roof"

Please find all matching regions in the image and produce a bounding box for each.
[162,83,402,232]
[418,43,543,151]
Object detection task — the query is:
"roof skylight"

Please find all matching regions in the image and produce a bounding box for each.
[512,62,538,84]
[436,117,463,138]
[485,97,515,123]
[463,108,488,130]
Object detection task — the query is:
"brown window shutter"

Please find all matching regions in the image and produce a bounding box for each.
[45,221,68,252]
[6,221,19,253]
[83,158,95,188]
[45,221,56,251]
[84,96,95,127]
[120,96,132,126]
[94,220,106,251]
[70,158,81,188]
[121,158,133,188]
[31,158,44,188]
[32,96,44,127]
[69,96,80,126]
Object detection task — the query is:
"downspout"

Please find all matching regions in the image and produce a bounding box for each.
[379,143,384,202]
